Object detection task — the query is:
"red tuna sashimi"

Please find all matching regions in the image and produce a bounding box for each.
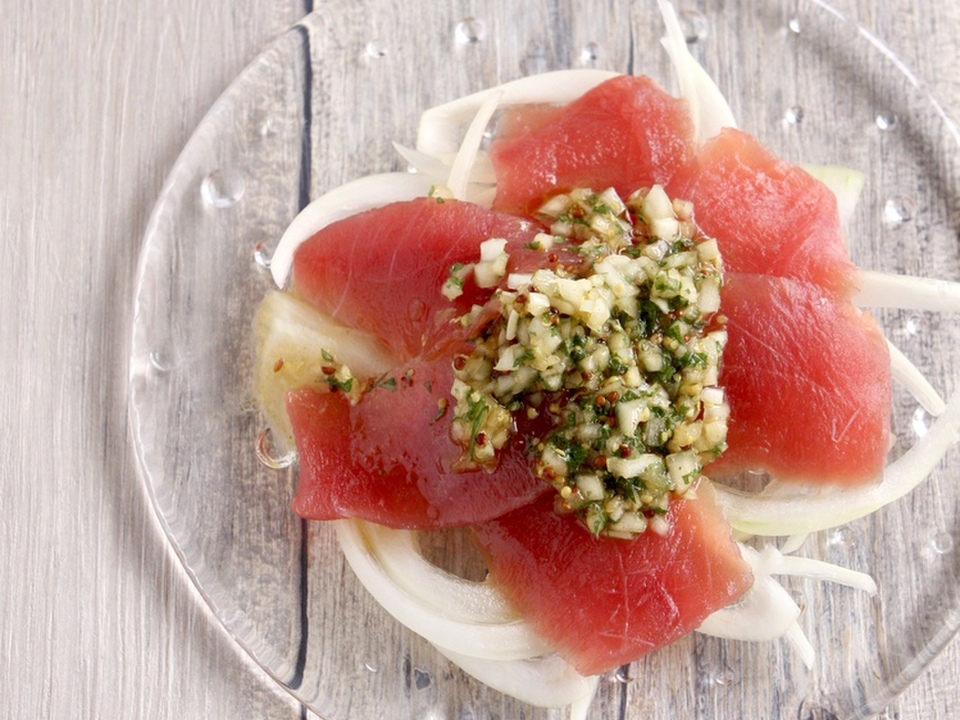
[669,128,857,295]
[472,482,752,675]
[292,197,544,359]
[488,79,855,294]
[288,197,888,492]
[286,353,550,529]
[712,273,890,484]
[490,75,696,216]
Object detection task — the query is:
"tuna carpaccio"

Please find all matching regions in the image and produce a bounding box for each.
[269,73,890,674]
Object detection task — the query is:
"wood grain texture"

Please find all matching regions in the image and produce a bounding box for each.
[1,1,958,719]
[2,2,306,718]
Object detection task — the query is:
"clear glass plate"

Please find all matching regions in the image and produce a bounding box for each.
[129,1,960,718]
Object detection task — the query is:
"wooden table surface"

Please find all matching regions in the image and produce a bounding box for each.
[3,1,959,718]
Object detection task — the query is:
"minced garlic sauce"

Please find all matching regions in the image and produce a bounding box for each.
[448,186,729,538]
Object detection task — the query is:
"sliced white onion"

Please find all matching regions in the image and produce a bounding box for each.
[698,541,874,674]
[697,574,801,642]
[467,185,498,208]
[350,517,862,697]
[415,69,621,158]
[785,622,816,669]
[779,534,809,555]
[269,172,435,288]
[446,89,503,200]
[888,339,947,416]
[854,270,960,312]
[393,141,499,186]
[434,645,599,715]
[749,544,877,594]
[336,519,551,661]
[256,291,396,375]
[361,523,519,624]
[391,142,453,182]
[343,500,883,698]
[713,387,960,537]
[337,519,600,713]
[657,0,737,145]
[253,291,398,444]
[801,164,865,228]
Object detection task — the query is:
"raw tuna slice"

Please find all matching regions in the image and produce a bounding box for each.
[669,128,857,295]
[286,353,550,529]
[292,197,544,359]
[488,79,855,294]
[287,198,888,498]
[472,481,752,675]
[711,273,890,484]
[490,75,696,216]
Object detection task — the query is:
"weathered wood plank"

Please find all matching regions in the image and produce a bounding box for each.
[2,0,959,718]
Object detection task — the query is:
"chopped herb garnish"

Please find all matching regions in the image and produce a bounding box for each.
[376,376,397,390]
[328,376,353,393]
[447,185,728,537]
